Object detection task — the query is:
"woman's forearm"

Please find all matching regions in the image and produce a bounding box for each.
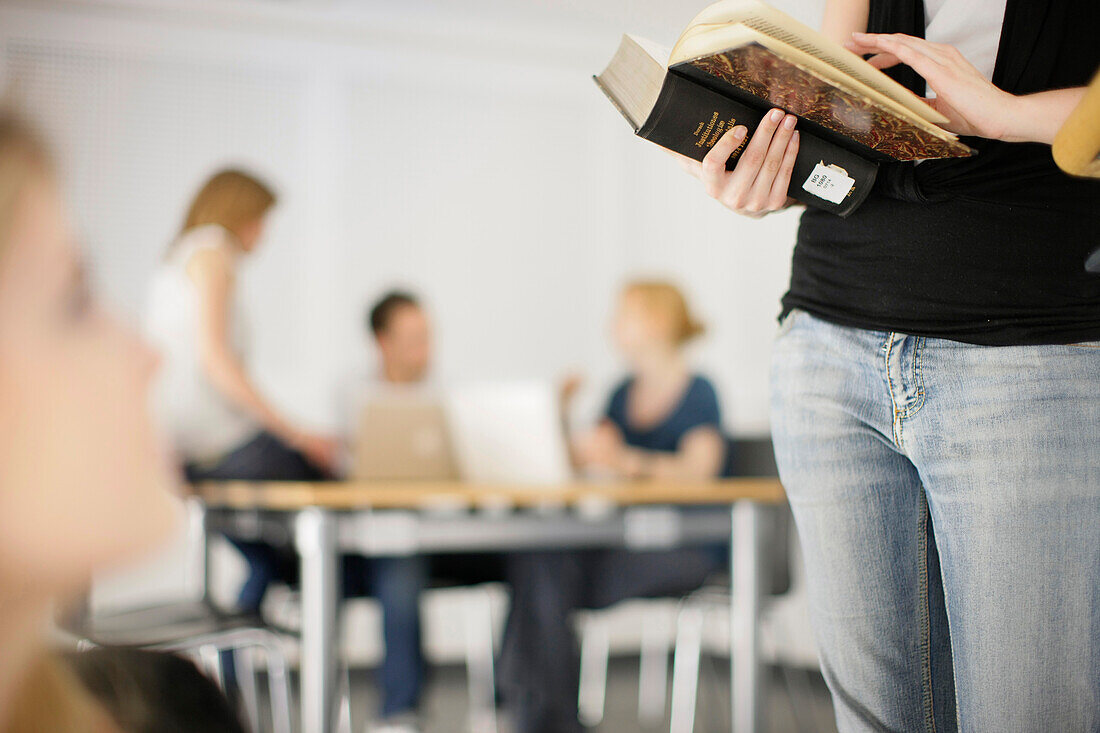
[200,348,298,444]
[1004,87,1087,144]
[646,451,722,481]
[821,0,869,45]
[619,431,725,481]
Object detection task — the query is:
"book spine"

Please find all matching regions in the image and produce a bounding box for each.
[638,71,877,217]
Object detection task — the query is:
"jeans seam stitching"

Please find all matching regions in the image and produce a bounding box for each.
[901,337,927,419]
[918,498,937,733]
[885,332,904,447]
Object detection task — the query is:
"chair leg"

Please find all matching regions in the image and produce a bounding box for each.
[336,664,353,733]
[669,604,705,733]
[235,647,262,733]
[462,589,498,733]
[200,628,294,733]
[638,614,669,726]
[261,637,293,733]
[199,643,225,691]
[577,615,610,728]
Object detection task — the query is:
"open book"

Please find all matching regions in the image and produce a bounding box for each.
[595,0,975,216]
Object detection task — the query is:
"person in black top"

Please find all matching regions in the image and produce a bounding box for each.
[677,1,1099,731]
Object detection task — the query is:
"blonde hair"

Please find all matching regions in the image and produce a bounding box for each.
[179,168,276,241]
[622,279,706,345]
[0,109,51,260]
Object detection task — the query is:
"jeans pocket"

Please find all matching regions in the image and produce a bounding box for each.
[1068,340,1100,349]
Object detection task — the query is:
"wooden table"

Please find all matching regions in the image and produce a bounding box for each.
[196,479,786,733]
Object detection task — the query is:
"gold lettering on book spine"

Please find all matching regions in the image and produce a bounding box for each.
[697,111,720,147]
[689,45,972,161]
[692,112,747,160]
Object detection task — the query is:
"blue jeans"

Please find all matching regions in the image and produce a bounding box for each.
[770,310,1100,732]
[188,431,427,718]
[348,555,427,719]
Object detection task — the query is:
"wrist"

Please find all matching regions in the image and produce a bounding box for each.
[997,93,1024,142]
[272,422,303,448]
[619,448,652,479]
[998,92,1054,145]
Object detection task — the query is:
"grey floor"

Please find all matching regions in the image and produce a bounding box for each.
[336,658,838,733]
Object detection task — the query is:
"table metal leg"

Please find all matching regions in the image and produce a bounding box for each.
[296,507,339,733]
[731,501,764,733]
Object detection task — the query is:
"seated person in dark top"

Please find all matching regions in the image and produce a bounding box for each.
[602,372,736,478]
[500,280,733,733]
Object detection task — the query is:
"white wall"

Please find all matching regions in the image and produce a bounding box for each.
[0,0,820,655]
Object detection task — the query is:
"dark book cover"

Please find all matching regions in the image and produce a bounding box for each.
[611,70,879,217]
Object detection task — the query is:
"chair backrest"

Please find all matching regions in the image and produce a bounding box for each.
[728,436,790,595]
[728,436,779,477]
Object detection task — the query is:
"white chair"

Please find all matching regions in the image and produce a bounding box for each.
[668,525,819,733]
[229,553,503,733]
[577,601,676,728]
[89,497,499,733]
[71,602,296,733]
[578,437,786,731]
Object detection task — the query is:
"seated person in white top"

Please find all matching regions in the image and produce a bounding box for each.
[145,169,339,608]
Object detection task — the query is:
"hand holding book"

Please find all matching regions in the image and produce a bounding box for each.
[594,0,977,217]
[677,107,802,218]
[676,29,1024,220]
[596,0,1089,219]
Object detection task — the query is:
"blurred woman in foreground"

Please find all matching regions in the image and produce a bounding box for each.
[0,110,177,731]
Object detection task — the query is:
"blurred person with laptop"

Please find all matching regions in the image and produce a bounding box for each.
[342,290,507,733]
[343,291,456,481]
[499,280,733,733]
[338,290,438,733]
